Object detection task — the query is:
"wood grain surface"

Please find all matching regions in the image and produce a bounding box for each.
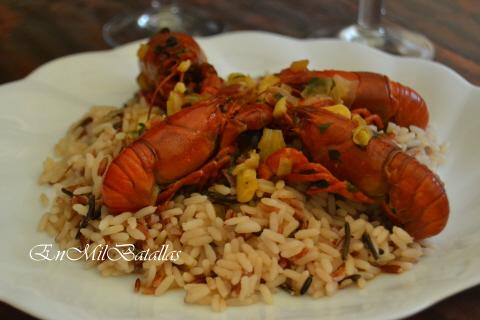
[0,0,479,319]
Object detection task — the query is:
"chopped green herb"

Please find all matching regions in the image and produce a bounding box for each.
[165,36,178,47]
[154,45,164,54]
[273,93,283,100]
[137,123,146,136]
[174,48,186,57]
[346,181,358,193]
[314,179,330,189]
[328,149,341,161]
[301,77,334,97]
[293,115,301,126]
[318,122,333,134]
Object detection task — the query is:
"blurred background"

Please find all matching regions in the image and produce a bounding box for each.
[0,0,479,84]
[0,0,479,319]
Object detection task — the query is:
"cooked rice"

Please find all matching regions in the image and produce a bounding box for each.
[37,95,445,311]
[386,122,447,170]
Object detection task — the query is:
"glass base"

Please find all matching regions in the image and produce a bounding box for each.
[103,5,224,47]
[338,24,435,60]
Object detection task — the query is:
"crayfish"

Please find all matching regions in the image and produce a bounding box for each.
[102,30,448,240]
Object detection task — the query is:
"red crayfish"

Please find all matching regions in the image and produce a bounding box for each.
[102,31,448,240]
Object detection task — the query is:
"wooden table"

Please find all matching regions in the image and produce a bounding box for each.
[0,0,478,319]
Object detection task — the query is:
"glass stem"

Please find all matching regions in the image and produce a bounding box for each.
[357,0,384,30]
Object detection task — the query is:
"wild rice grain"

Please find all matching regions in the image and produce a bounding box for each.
[342,222,351,260]
[60,187,74,197]
[362,232,379,259]
[300,275,313,295]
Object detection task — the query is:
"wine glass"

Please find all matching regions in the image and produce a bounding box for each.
[338,0,435,59]
[103,0,224,47]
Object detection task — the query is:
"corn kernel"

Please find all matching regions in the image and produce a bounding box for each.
[276,157,293,176]
[352,126,373,146]
[232,151,259,176]
[177,59,192,73]
[290,59,309,72]
[136,73,149,91]
[258,129,286,160]
[258,74,280,93]
[280,83,293,93]
[323,104,351,119]
[236,168,258,203]
[226,73,256,89]
[273,97,287,118]
[137,43,149,59]
[352,114,367,127]
[166,92,183,116]
[174,82,186,94]
[244,150,260,169]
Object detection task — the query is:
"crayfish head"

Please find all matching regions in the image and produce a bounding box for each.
[137,29,209,96]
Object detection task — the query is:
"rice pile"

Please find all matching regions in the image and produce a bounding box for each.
[386,122,447,170]
[37,97,442,312]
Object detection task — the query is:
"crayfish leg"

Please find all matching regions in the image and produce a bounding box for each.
[260,147,372,204]
[156,147,234,207]
[351,108,384,129]
[288,163,372,204]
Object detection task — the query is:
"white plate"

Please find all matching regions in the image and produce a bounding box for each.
[0,31,479,320]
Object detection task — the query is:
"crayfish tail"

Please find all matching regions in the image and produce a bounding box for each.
[385,152,449,239]
[389,81,429,129]
[102,141,157,214]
